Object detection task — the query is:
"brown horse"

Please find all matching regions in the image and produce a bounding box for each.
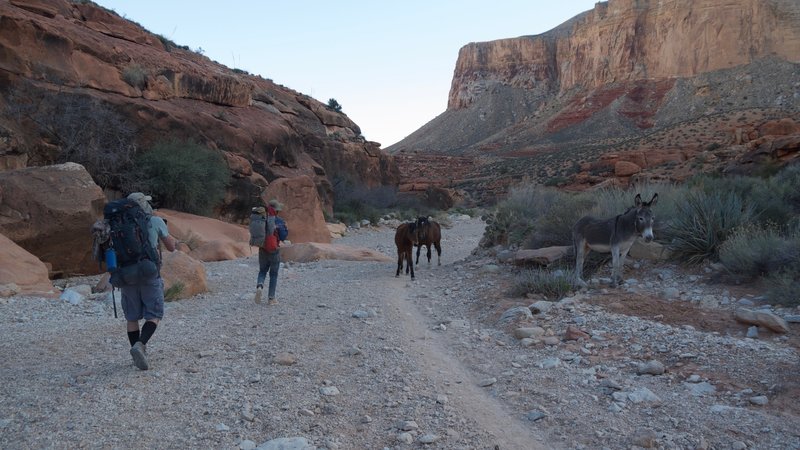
[415,217,441,265]
[394,222,419,279]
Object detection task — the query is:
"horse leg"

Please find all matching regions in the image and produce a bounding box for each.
[435,241,441,265]
[407,249,415,279]
[396,252,403,277]
[415,244,422,265]
[426,244,432,264]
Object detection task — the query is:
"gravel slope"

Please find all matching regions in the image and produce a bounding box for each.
[0,215,798,450]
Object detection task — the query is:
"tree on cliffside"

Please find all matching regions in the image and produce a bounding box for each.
[327,98,342,113]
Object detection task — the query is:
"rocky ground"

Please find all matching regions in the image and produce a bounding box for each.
[0,215,798,450]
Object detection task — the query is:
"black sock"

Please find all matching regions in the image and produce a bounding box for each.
[140,321,157,345]
[127,330,140,347]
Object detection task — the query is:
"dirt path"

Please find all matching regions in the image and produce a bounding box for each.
[387,274,550,449]
[1,215,798,449]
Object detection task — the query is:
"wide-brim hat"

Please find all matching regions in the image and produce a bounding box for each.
[252,206,266,215]
[128,192,152,203]
[268,199,284,211]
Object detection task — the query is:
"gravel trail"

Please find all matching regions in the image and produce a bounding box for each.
[1,215,798,450]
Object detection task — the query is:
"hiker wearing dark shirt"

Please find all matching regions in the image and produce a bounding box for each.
[123,192,178,370]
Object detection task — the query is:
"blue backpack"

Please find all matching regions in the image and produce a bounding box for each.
[275,216,289,241]
[102,198,160,287]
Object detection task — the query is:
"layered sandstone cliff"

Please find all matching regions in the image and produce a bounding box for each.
[389,0,800,204]
[448,0,800,110]
[0,0,399,219]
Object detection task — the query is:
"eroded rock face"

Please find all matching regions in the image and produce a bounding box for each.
[0,0,399,218]
[0,163,105,277]
[448,0,800,110]
[262,176,332,244]
[0,232,55,296]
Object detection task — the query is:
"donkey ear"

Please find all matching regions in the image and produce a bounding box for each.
[649,193,659,207]
[634,194,642,207]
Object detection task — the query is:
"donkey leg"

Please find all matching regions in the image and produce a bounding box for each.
[610,245,621,286]
[574,240,588,287]
[617,242,634,285]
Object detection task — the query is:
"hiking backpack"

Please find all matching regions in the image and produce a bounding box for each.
[248,212,267,246]
[275,216,289,241]
[102,198,160,286]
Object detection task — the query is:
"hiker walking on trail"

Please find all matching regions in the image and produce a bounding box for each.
[120,192,177,370]
[253,198,288,305]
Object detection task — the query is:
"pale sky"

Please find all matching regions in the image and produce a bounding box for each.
[95,1,599,148]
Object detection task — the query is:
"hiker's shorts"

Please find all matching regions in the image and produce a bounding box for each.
[120,276,164,321]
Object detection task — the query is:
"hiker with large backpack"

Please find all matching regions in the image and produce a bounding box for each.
[97,192,177,371]
[251,198,288,305]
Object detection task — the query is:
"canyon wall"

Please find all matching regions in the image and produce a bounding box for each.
[449,0,800,110]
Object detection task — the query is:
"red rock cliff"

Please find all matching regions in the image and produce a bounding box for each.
[0,0,399,219]
[449,0,800,109]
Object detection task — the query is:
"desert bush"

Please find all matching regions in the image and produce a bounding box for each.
[7,88,138,190]
[765,270,800,307]
[751,164,800,226]
[663,189,756,264]
[510,268,576,299]
[483,185,592,248]
[718,224,800,279]
[122,64,147,90]
[332,177,410,225]
[133,140,229,215]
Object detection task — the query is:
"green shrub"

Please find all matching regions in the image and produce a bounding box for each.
[718,224,800,279]
[133,140,229,215]
[122,64,147,90]
[753,164,800,225]
[664,190,756,264]
[765,270,800,307]
[333,176,404,225]
[510,268,576,299]
[164,282,185,302]
[481,186,573,248]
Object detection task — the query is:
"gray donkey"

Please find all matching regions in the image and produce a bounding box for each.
[573,193,658,287]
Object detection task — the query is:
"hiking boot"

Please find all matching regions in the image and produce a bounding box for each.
[254,285,263,304]
[268,297,278,305]
[130,341,149,370]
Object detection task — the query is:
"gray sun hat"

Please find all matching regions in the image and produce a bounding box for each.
[128,192,154,213]
[268,199,284,211]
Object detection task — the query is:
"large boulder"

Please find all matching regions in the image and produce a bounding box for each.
[156,209,250,262]
[263,176,331,244]
[160,250,208,299]
[280,243,392,263]
[0,233,55,296]
[514,246,571,266]
[0,163,105,277]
